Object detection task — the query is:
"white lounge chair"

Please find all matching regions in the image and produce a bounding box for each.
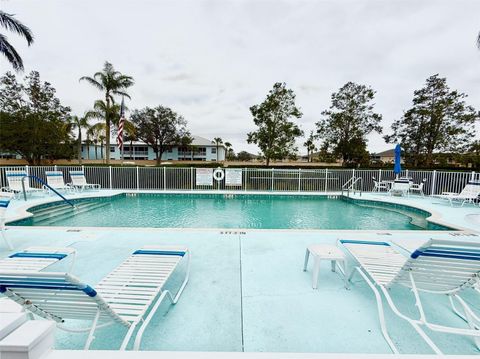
[0,192,14,249]
[339,239,480,354]
[434,181,480,206]
[1,171,43,198]
[0,246,190,350]
[44,171,73,193]
[0,246,76,272]
[69,170,101,191]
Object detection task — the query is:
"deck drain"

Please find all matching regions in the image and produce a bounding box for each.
[449,232,478,237]
[66,229,81,232]
[219,231,246,235]
[376,232,392,236]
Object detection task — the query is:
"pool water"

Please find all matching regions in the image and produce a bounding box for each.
[11,194,442,230]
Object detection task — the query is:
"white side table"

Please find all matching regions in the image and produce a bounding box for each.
[303,244,347,289]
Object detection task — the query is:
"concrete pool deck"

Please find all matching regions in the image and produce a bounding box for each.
[0,190,479,355]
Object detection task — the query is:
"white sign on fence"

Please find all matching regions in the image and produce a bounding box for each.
[196,168,213,186]
[225,169,242,186]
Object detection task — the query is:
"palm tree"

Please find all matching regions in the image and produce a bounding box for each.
[80,62,134,164]
[70,115,90,164]
[85,99,121,160]
[87,122,106,161]
[224,142,232,160]
[212,137,223,161]
[0,11,34,71]
[123,120,137,159]
[303,131,317,163]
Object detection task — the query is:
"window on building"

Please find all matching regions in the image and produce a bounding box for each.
[211,147,216,154]
[110,146,116,152]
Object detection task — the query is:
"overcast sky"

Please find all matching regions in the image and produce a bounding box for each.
[1,0,480,155]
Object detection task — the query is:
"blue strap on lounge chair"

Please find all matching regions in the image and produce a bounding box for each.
[133,249,186,256]
[8,252,68,260]
[339,239,389,246]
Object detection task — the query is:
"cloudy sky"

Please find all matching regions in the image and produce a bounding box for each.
[1,0,479,155]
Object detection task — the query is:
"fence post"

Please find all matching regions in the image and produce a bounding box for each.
[378,169,382,182]
[471,171,476,181]
[406,169,409,179]
[25,165,29,176]
[109,166,112,189]
[244,168,247,192]
[271,168,274,191]
[430,170,436,196]
[54,165,57,171]
[297,168,301,192]
[324,168,328,193]
[81,165,85,172]
[352,168,355,181]
[163,167,166,191]
[136,166,139,191]
[191,167,194,190]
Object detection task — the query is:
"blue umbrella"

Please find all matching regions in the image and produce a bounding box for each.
[393,144,402,177]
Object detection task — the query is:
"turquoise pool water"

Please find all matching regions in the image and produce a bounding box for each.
[11,194,446,230]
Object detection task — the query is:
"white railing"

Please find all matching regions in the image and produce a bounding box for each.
[0,166,477,195]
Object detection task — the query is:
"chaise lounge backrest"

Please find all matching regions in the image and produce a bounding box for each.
[392,239,480,293]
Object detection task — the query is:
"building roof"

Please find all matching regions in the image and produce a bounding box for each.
[191,135,217,146]
[372,149,395,157]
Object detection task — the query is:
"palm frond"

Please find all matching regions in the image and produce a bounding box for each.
[112,90,131,99]
[0,33,24,70]
[79,76,104,90]
[0,11,34,45]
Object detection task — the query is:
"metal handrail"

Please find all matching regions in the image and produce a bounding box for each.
[21,175,75,207]
[342,177,363,197]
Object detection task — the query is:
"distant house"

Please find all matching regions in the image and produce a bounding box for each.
[81,135,226,161]
[370,149,403,164]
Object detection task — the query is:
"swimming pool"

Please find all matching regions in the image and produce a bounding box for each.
[10,193,448,230]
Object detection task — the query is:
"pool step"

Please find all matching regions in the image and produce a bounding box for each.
[32,202,109,226]
[32,202,97,222]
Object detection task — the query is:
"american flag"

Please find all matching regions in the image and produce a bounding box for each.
[117,97,126,149]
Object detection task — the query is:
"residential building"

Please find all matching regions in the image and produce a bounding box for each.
[370,149,400,164]
[81,135,226,161]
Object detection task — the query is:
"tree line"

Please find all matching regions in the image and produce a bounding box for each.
[247,77,479,168]
[0,63,241,165]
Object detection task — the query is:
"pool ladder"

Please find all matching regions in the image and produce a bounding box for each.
[341,177,363,197]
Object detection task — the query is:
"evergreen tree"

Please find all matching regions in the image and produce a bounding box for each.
[316,82,382,166]
[130,106,191,165]
[384,74,478,167]
[0,71,73,164]
[247,82,303,166]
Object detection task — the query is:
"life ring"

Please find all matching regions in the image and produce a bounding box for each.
[213,168,225,181]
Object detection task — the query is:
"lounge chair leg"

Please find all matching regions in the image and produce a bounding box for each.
[379,285,442,355]
[355,268,399,354]
[449,295,480,349]
[84,310,101,350]
[1,227,12,250]
[120,322,138,351]
[303,249,309,271]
